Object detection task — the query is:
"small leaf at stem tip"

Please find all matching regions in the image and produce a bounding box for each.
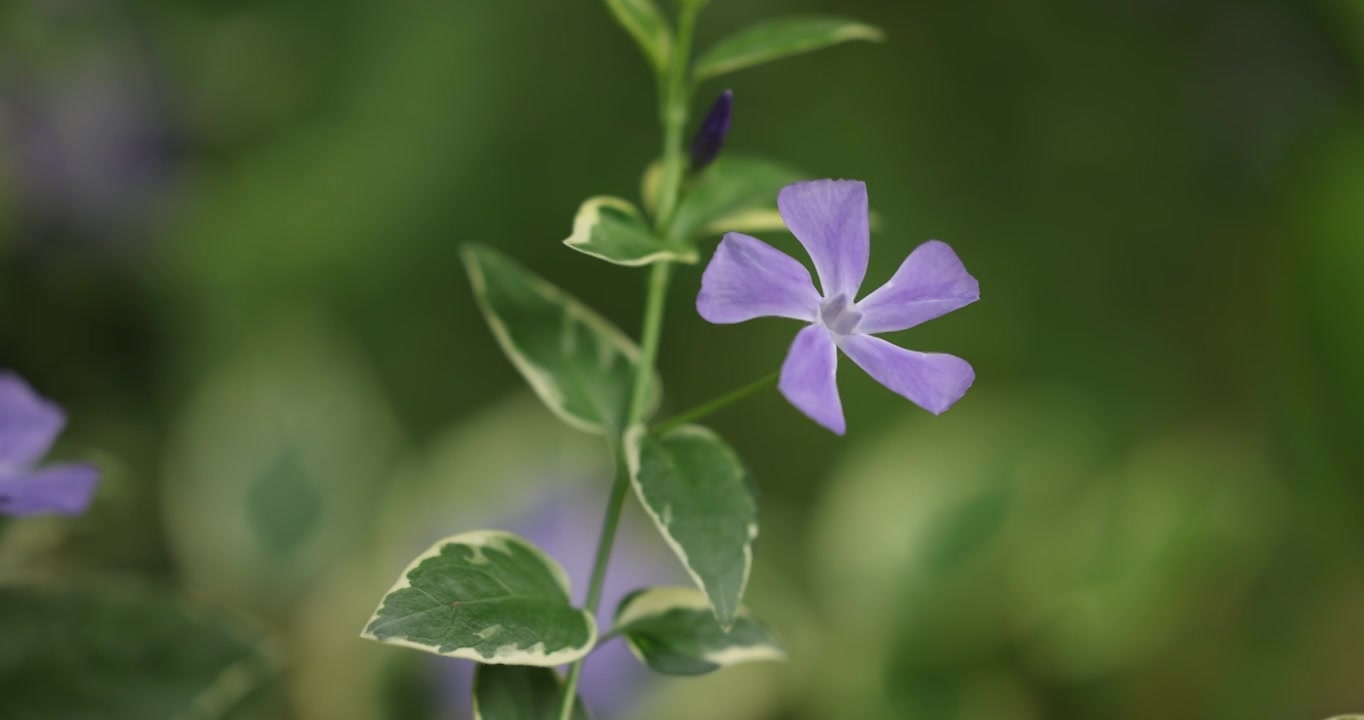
[601,0,673,72]
[689,90,733,172]
[461,245,661,436]
[693,17,885,82]
[472,665,593,720]
[612,586,786,676]
[361,530,597,666]
[624,424,759,629]
[563,196,698,266]
[640,160,664,216]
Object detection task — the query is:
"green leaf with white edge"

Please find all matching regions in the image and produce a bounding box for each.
[602,0,672,72]
[462,245,660,436]
[669,156,805,242]
[0,585,278,719]
[693,17,885,82]
[361,530,597,666]
[625,424,758,629]
[473,665,592,720]
[612,587,785,676]
[564,196,697,266]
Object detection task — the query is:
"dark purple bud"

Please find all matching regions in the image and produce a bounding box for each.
[689,90,732,172]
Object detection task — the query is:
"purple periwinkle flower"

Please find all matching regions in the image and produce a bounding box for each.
[0,372,99,516]
[697,180,979,434]
[689,90,732,171]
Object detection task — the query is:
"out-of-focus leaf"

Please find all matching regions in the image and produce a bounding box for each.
[669,157,804,241]
[1013,430,1282,679]
[640,160,664,217]
[601,0,672,72]
[362,530,596,665]
[162,319,402,618]
[564,196,697,266]
[472,665,592,720]
[463,245,660,436]
[693,17,884,82]
[612,587,784,676]
[812,389,1108,667]
[624,424,757,629]
[0,585,277,720]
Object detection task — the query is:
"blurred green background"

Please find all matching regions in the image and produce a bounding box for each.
[3,0,1363,718]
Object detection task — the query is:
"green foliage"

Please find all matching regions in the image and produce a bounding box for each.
[612,587,784,676]
[563,196,697,266]
[600,0,672,72]
[473,665,592,720]
[668,156,804,241]
[462,245,660,436]
[361,530,597,665]
[0,585,276,720]
[693,17,884,82]
[625,424,758,629]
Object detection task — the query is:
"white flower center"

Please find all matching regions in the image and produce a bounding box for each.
[819,294,863,335]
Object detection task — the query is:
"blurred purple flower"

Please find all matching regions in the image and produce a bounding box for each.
[697,179,979,434]
[431,488,682,719]
[0,372,99,516]
[0,2,178,244]
[690,90,733,171]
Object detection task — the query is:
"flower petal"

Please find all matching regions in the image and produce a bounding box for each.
[839,334,974,415]
[698,232,821,324]
[0,372,66,470]
[0,462,99,516]
[779,325,845,434]
[777,180,869,299]
[856,240,980,334]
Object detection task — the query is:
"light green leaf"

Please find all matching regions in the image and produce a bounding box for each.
[0,585,278,720]
[602,0,672,72]
[669,156,804,241]
[640,160,663,217]
[462,245,659,436]
[361,530,597,666]
[624,424,758,629]
[694,17,885,82]
[612,587,785,676]
[564,196,697,266]
[473,665,592,720]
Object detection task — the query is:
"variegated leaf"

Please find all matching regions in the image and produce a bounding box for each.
[362,530,596,666]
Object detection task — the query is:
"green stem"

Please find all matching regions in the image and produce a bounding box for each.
[657,371,779,434]
[652,3,699,234]
[557,5,701,718]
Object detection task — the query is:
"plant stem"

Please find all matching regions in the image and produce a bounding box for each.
[652,3,699,234]
[657,371,779,435]
[557,4,701,718]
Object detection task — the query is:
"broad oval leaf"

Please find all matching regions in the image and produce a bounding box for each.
[0,585,277,719]
[473,665,592,720]
[564,196,697,266]
[612,587,785,676]
[462,245,660,436]
[624,424,758,629]
[361,530,597,666]
[602,0,672,72]
[668,156,804,242]
[693,17,885,82]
